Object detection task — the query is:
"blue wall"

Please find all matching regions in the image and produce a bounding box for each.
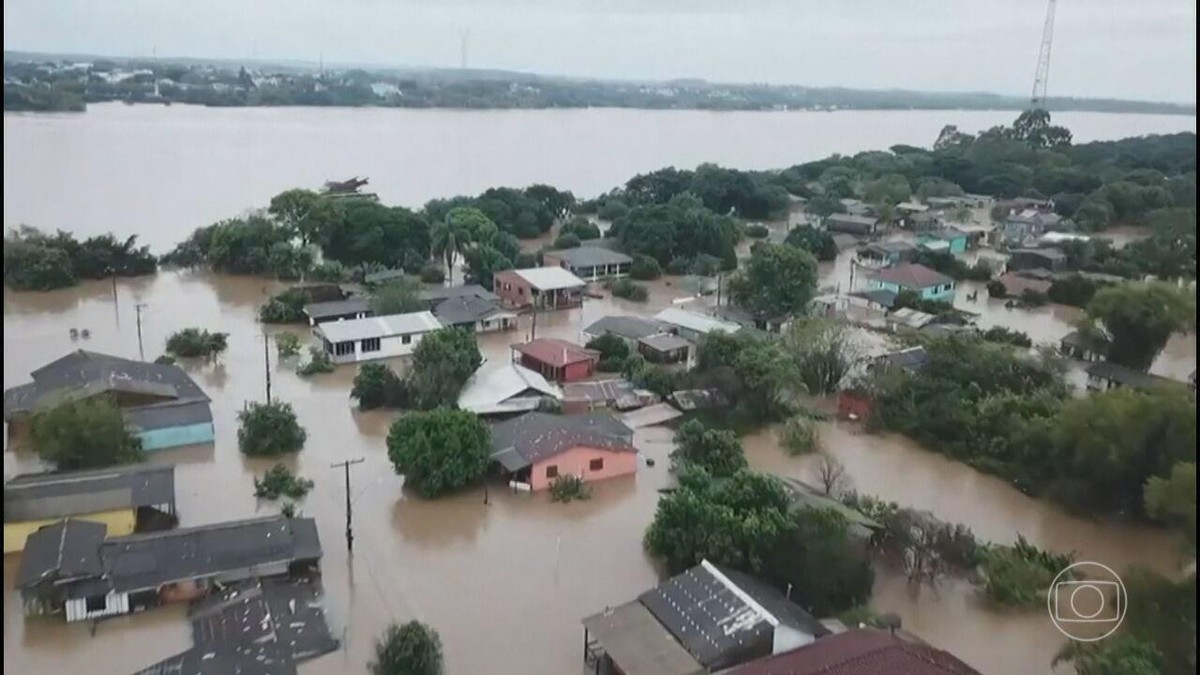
[871,280,956,303]
[138,422,216,451]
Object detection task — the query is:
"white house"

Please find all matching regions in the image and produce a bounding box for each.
[457,363,562,416]
[653,307,741,343]
[315,311,442,364]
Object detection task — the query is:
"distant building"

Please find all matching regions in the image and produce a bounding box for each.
[490,412,637,491]
[730,629,981,675]
[654,308,742,343]
[493,266,588,310]
[1007,248,1067,273]
[857,241,917,267]
[16,515,321,623]
[583,316,667,347]
[868,264,956,303]
[825,214,879,236]
[1059,330,1108,363]
[511,338,599,383]
[637,333,693,365]
[543,247,633,282]
[4,350,214,452]
[302,297,372,327]
[1085,362,1179,392]
[1002,209,1064,244]
[416,284,500,309]
[314,311,442,364]
[582,560,830,675]
[3,464,176,554]
[916,228,969,254]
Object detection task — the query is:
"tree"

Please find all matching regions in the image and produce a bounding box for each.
[1084,282,1195,370]
[462,244,514,291]
[430,216,468,285]
[629,254,662,280]
[728,243,818,318]
[165,328,229,359]
[370,277,424,315]
[762,507,874,617]
[409,328,483,409]
[585,334,630,371]
[783,225,838,261]
[30,398,144,470]
[1145,461,1197,553]
[387,408,491,498]
[812,454,849,496]
[351,363,409,410]
[559,215,601,240]
[670,419,747,477]
[1055,636,1166,675]
[370,621,444,675]
[804,194,845,220]
[237,401,307,456]
[274,332,302,358]
[268,188,323,245]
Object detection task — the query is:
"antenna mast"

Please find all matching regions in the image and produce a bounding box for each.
[1030,0,1057,109]
[459,29,470,69]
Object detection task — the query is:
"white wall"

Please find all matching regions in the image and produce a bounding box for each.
[65,591,130,623]
[327,330,430,365]
[772,624,816,655]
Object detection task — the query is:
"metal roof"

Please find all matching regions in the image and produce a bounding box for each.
[302,297,371,321]
[511,266,588,291]
[729,629,982,675]
[638,334,693,353]
[489,411,634,467]
[315,311,442,343]
[826,214,879,226]
[416,284,500,305]
[1085,362,1178,390]
[584,315,666,341]
[431,295,514,327]
[15,519,108,589]
[457,363,562,416]
[870,264,954,290]
[654,308,742,336]
[512,338,598,368]
[582,601,706,675]
[546,246,633,268]
[5,464,175,523]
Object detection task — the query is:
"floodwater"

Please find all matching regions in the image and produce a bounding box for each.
[4,104,1196,251]
[3,107,1197,674]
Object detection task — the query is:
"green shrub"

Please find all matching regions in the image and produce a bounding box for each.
[274,332,302,358]
[549,475,592,503]
[744,223,770,239]
[610,278,649,302]
[597,199,629,221]
[166,328,229,359]
[986,279,1008,298]
[253,463,315,500]
[665,257,691,275]
[237,401,307,457]
[979,535,1075,607]
[560,216,601,241]
[296,347,335,376]
[779,416,821,455]
[629,255,662,280]
[308,260,347,282]
[258,287,311,324]
[552,233,582,249]
[419,266,446,284]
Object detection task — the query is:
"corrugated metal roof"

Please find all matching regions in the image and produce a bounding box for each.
[654,308,742,336]
[302,297,371,321]
[316,311,442,343]
[15,519,108,588]
[489,411,634,465]
[512,266,587,291]
[729,629,982,675]
[5,464,176,523]
[547,247,633,268]
[457,363,562,415]
[582,601,706,675]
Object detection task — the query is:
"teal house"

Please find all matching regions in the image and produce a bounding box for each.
[869,263,956,303]
[916,228,969,254]
[3,350,215,452]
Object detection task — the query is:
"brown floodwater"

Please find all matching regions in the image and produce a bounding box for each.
[3,272,1192,675]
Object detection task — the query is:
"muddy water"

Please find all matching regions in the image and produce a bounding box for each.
[3,272,1191,675]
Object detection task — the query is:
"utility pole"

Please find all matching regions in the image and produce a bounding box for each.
[331,458,365,554]
[263,334,273,404]
[134,303,148,360]
[530,303,538,340]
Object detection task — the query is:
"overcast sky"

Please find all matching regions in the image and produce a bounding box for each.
[4,0,1196,102]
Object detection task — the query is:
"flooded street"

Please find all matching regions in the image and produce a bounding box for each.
[4,107,1197,674]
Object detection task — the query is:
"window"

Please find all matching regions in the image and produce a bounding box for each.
[401,334,412,345]
[334,341,355,356]
[545,465,558,479]
[361,337,381,353]
[589,458,604,471]
[518,287,525,295]
[85,594,107,613]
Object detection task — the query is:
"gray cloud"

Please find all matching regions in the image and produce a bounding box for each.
[4,0,1195,102]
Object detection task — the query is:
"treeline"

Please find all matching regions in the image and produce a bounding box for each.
[3,227,157,290]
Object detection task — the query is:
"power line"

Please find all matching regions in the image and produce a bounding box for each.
[331,458,366,554]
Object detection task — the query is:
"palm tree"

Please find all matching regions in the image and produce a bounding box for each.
[430,217,469,285]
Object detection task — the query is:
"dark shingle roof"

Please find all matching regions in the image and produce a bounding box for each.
[489,411,634,468]
[1085,362,1177,390]
[431,295,510,326]
[871,264,954,290]
[875,347,930,373]
[5,464,175,523]
[302,297,371,321]
[729,629,981,675]
[416,284,500,305]
[15,519,108,588]
[584,315,665,341]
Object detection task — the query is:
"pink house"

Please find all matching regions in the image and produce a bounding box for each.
[489,412,638,491]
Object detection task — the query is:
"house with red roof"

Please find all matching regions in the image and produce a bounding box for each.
[489,412,637,491]
[729,629,980,675]
[511,338,599,383]
[867,263,956,303]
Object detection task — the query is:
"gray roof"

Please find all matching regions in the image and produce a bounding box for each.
[582,601,706,675]
[362,269,408,285]
[316,311,442,343]
[4,350,211,420]
[923,228,967,241]
[778,478,881,540]
[16,519,108,589]
[547,246,633,268]
[638,334,693,353]
[1011,247,1066,261]
[431,295,512,326]
[638,560,829,671]
[5,464,175,523]
[1085,362,1177,390]
[849,289,899,309]
[417,284,500,305]
[584,315,666,341]
[92,516,322,595]
[457,363,562,416]
[489,411,634,469]
[302,297,371,321]
[860,241,917,255]
[875,347,931,372]
[826,214,878,226]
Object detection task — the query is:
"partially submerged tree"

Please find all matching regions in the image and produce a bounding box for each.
[237,401,307,456]
[370,276,424,316]
[30,398,144,470]
[728,243,818,319]
[811,454,849,496]
[670,419,747,477]
[1083,282,1194,370]
[387,408,491,498]
[370,621,444,675]
[165,328,229,359]
[408,328,483,409]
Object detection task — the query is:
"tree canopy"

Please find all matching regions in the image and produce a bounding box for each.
[237,401,307,456]
[4,227,157,291]
[728,243,818,318]
[30,398,144,470]
[369,621,444,675]
[1083,282,1195,370]
[387,408,491,498]
[670,419,747,477]
[409,328,483,409]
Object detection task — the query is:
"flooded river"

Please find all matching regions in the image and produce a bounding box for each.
[3,107,1196,674]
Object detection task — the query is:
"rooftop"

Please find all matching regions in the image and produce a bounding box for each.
[302,297,371,321]
[1085,362,1178,391]
[584,315,666,341]
[512,338,599,368]
[778,478,881,540]
[654,308,742,336]
[922,228,966,241]
[871,264,954,290]
[509,266,588,291]
[489,411,634,470]
[729,629,981,675]
[431,295,513,326]
[562,378,637,405]
[546,246,633,268]
[457,363,562,416]
[1011,247,1066,261]
[583,601,705,675]
[860,241,917,255]
[316,311,442,344]
[848,289,899,309]
[417,284,500,305]
[639,334,693,353]
[5,464,175,523]
[15,519,108,589]
[887,308,937,330]
[826,214,879,226]
[874,347,931,373]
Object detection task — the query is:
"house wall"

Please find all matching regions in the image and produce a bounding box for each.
[138,421,216,451]
[529,445,637,491]
[308,310,372,327]
[836,391,873,420]
[65,591,131,623]
[870,280,956,302]
[542,254,632,282]
[917,235,967,254]
[4,508,137,553]
[493,271,533,308]
[772,625,817,656]
[518,355,595,383]
[322,330,429,365]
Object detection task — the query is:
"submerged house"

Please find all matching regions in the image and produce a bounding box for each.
[1002,209,1064,244]
[583,316,667,347]
[314,311,443,364]
[456,362,562,416]
[1007,248,1067,273]
[543,247,634,282]
[16,515,321,623]
[1085,362,1178,392]
[916,228,968,254]
[730,629,981,675]
[512,338,600,383]
[302,297,372,328]
[868,264,956,303]
[1059,330,1108,363]
[824,214,879,237]
[856,241,917,267]
[416,284,501,309]
[493,266,588,311]
[490,411,637,491]
[654,308,742,343]
[582,560,830,675]
[4,464,176,554]
[4,350,215,452]
[430,294,517,333]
